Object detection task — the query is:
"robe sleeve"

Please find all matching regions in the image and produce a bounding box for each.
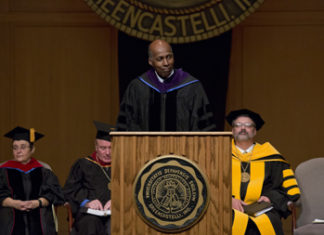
[116,80,137,131]
[39,168,65,206]
[262,161,300,218]
[63,159,90,215]
[191,82,216,131]
[0,169,12,205]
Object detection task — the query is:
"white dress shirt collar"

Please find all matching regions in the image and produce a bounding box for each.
[236,144,255,154]
[155,70,174,83]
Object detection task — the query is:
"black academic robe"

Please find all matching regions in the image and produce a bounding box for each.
[0,158,64,235]
[232,142,300,235]
[63,156,111,235]
[116,69,216,131]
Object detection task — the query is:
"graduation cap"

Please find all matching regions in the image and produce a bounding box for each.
[226,109,265,130]
[4,126,44,143]
[93,120,114,141]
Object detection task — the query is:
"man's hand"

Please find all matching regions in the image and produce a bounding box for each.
[232,198,247,212]
[85,199,103,210]
[103,200,111,210]
[258,196,271,203]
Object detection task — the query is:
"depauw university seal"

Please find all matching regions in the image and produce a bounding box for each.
[83,0,264,43]
[133,155,209,232]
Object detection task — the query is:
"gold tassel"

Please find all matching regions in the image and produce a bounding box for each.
[30,128,35,142]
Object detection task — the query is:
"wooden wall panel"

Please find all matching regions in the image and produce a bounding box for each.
[10,24,119,181]
[0,0,9,12]
[11,0,90,12]
[227,12,324,167]
[241,25,324,165]
[0,23,13,160]
[260,0,324,11]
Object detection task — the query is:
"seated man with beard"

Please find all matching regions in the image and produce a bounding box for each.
[226,109,300,235]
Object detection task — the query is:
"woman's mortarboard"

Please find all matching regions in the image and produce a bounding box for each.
[4,126,44,143]
[226,109,265,130]
[93,121,114,141]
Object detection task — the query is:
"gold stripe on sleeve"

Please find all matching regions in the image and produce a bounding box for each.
[283,178,298,188]
[288,187,301,196]
[283,169,294,178]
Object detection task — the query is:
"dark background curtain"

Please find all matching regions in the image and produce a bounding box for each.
[118,31,232,130]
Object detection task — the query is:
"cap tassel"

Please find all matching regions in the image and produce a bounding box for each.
[30,128,35,143]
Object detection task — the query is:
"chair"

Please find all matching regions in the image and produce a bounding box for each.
[64,202,74,234]
[291,158,324,234]
[39,161,61,233]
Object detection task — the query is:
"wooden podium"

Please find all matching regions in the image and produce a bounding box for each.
[110,132,232,235]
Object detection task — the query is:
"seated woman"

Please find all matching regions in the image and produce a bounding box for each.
[0,126,64,235]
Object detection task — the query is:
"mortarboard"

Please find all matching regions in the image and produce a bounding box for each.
[4,126,44,143]
[226,109,265,130]
[93,120,114,141]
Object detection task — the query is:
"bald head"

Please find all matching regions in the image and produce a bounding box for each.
[148,39,174,78]
[148,39,172,58]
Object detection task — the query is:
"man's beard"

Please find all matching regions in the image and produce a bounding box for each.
[234,130,253,141]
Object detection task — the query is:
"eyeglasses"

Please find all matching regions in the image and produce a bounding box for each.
[233,122,255,128]
[12,145,30,151]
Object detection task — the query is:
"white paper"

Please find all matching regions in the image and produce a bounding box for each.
[254,206,273,217]
[312,218,324,224]
[86,208,111,217]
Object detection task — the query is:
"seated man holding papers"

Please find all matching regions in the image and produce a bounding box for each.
[63,121,113,235]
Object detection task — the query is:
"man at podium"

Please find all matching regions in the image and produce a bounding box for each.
[63,121,112,235]
[116,39,216,131]
[226,109,300,235]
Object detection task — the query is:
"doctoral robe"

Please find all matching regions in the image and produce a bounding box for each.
[0,158,64,235]
[116,68,216,131]
[63,154,111,235]
[232,141,300,235]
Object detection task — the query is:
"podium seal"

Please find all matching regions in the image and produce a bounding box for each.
[133,155,209,232]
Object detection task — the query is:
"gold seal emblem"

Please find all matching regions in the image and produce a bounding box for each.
[133,155,209,232]
[83,0,264,43]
